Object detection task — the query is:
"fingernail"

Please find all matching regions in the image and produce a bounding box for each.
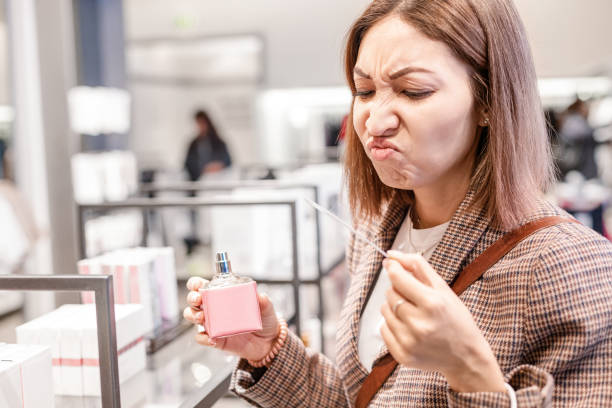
[209,340,217,347]
[195,311,203,321]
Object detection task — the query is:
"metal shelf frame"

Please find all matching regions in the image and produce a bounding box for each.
[0,274,121,408]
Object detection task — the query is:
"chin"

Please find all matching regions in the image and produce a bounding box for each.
[375,169,416,191]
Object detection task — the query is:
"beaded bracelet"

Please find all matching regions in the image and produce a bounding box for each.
[248,319,288,368]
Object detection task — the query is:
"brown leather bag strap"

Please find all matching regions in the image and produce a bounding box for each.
[449,216,580,296]
[355,216,579,408]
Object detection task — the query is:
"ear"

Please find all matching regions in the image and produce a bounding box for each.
[478,109,490,127]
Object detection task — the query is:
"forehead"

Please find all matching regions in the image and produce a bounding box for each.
[355,14,467,78]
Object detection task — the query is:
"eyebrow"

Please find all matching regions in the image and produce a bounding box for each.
[353,66,434,80]
[353,67,371,79]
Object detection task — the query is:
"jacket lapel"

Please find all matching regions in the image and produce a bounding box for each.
[340,192,408,393]
[427,188,496,286]
[367,188,497,366]
[342,187,503,398]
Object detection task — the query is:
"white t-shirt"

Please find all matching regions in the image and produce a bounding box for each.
[358,216,450,371]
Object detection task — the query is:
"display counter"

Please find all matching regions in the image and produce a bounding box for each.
[0,274,235,408]
[56,329,236,408]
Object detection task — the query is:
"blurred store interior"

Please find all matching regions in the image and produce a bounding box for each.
[0,0,611,407]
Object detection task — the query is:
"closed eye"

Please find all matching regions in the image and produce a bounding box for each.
[402,90,434,100]
[353,90,374,99]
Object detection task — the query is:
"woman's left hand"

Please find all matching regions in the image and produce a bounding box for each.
[381,250,506,393]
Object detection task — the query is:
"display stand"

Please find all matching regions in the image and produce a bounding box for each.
[0,271,240,408]
[0,274,121,408]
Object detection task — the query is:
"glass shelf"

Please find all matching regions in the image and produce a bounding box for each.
[55,329,236,408]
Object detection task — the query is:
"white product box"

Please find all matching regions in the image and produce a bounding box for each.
[210,188,318,280]
[84,211,142,257]
[16,304,150,397]
[58,310,85,396]
[77,257,103,304]
[16,308,64,392]
[280,163,347,272]
[79,304,149,396]
[135,247,179,324]
[71,151,138,205]
[0,359,21,407]
[123,253,160,330]
[0,343,53,408]
[78,247,179,327]
[113,262,130,305]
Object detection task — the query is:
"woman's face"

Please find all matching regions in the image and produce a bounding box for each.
[353,15,481,192]
[196,118,209,134]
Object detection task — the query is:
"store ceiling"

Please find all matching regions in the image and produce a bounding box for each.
[122,0,612,83]
[514,0,612,77]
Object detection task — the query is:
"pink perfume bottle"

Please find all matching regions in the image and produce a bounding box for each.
[199,251,262,339]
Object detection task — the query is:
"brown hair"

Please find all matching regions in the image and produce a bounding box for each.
[343,0,555,229]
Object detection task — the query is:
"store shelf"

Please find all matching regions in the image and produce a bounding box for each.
[0,274,235,408]
[56,329,235,408]
[0,274,121,407]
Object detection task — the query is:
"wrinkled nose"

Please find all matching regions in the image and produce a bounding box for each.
[365,105,399,137]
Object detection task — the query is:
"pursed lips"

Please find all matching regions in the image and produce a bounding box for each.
[366,138,400,152]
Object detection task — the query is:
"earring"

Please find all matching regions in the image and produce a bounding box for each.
[481,117,489,127]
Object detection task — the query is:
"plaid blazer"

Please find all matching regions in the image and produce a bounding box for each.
[231,189,612,407]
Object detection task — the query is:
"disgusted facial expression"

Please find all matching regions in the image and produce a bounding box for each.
[352,14,481,193]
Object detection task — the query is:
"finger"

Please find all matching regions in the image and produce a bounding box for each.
[257,293,280,337]
[186,291,202,308]
[183,306,204,324]
[383,259,429,305]
[194,332,217,347]
[380,302,403,334]
[258,292,273,314]
[387,251,433,286]
[380,322,412,366]
[381,301,413,343]
[385,288,417,324]
[186,277,208,291]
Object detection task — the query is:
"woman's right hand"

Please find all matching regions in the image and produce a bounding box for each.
[183,277,281,362]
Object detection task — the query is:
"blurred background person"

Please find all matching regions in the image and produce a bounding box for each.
[183,110,232,254]
[0,137,7,180]
[184,110,231,182]
[558,98,598,180]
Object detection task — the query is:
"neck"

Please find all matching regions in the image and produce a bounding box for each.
[412,172,472,230]
[410,129,480,229]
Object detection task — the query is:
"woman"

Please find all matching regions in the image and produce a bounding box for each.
[184,0,612,406]
[184,110,231,181]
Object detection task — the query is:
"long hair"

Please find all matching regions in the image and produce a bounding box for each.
[343,0,555,229]
[195,109,224,146]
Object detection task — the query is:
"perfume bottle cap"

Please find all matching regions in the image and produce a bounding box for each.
[215,251,232,274]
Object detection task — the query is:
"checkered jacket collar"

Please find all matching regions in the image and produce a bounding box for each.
[365,187,492,306]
